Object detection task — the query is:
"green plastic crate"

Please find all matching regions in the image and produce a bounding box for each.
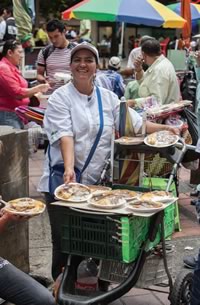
[121,204,175,262]
[147,204,175,250]
[60,209,123,260]
[142,177,180,231]
[59,199,175,263]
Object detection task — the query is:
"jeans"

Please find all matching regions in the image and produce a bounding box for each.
[44,193,68,280]
[0,259,56,305]
[0,111,24,129]
[191,250,200,305]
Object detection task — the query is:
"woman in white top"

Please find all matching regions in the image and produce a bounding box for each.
[38,42,179,280]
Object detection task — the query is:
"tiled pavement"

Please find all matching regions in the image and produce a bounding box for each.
[28,150,200,305]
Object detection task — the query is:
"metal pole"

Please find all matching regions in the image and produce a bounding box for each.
[35,0,40,27]
[118,22,125,58]
[139,112,147,186]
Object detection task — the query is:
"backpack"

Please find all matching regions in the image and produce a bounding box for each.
[41,42,77,67]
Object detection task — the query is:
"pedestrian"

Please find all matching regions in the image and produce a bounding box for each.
[77,19,91,43]
[36,19,76,94]
[190,50,200,207]
[183,50,200,271]
[0,209,56,305]
[3,6,17,41]
[65,24,77,41]
[0,8,6,43]
[96,56,125,98]
[121,35,154,77]
[34,22,49,47]
[38,42,180,281]
[190,249,200,305]
[125,39,180,106]
[0,40,50,129]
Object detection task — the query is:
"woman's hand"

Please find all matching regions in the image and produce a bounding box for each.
[36,83,50,94]
[164,125,180,135]
[146,121,181,135]
[63,167,76,184]
[45,77,57,88]
[18,83,51,99]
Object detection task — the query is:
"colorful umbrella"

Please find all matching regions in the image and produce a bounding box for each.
[168,2,200,22]
[62,0,186,28]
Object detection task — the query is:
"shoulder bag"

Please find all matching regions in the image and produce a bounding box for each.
[48,86,104,195]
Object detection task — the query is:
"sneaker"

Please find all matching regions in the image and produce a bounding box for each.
[183,255,198,269]
[191,199,198,206]
[190,189,200,197]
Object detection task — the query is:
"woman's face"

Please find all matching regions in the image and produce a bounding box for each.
[70,49,97,83]
[8,45,24,66]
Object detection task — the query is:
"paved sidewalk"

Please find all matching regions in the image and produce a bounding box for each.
[27,150,200,305]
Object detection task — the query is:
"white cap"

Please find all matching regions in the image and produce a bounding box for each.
[70,42,99,64]
[190,41,197,48]
[108,56,121,70]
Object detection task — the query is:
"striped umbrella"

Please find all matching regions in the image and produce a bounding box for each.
[168,2,200,22]
[62,0,186,28]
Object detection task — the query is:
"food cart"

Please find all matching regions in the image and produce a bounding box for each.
[51,130,196,305]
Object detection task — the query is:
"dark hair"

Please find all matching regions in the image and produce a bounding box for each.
[4,6,13,16]
[108,65,118,71]
[1,40,21,57]
[141,39,161,57]
[0,8,4,16]
[46,19,65,33]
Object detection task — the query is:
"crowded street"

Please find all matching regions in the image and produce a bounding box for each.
[1,1,200,305]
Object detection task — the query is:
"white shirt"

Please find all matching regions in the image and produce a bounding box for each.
[127,47,142,69]
[38,83,142,191]
[0,19,6,40]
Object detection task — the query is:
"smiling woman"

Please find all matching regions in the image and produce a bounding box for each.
[70,43,99,95]
[37,41,180,280]
[0,39,50,129]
